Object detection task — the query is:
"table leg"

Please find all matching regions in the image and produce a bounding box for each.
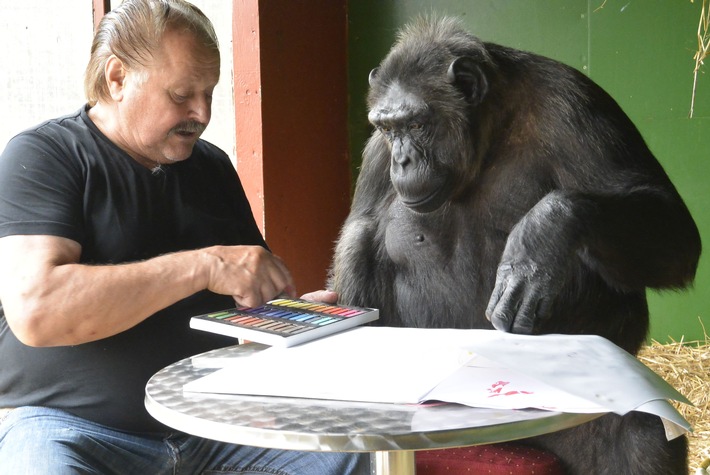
[371,450,415,475]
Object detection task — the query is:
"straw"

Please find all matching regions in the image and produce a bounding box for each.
[637,323,709,473]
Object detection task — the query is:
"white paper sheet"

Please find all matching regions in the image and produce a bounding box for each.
[183,327,692,438]
[423,355,610,413]
[186,327,477,402]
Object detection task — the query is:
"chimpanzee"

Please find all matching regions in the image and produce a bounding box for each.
[329,16,701,475]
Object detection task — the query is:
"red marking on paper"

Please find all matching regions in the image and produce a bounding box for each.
[487,380,533,398]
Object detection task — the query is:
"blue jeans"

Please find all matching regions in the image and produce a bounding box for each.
[0,407,370,474]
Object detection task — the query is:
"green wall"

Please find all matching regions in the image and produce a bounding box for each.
[347,0,709,343]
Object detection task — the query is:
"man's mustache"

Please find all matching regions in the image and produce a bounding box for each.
[169,121,207,136]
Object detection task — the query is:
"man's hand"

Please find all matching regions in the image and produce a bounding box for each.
[201,245,296,308]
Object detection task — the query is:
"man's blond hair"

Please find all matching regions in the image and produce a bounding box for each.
[84,0,219,106]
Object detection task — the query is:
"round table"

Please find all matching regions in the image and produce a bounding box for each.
[145,343,601,475]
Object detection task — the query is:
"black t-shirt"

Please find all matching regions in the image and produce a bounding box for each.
[0,106,266,432]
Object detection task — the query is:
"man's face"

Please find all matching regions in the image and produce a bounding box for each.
[117,29,220,167]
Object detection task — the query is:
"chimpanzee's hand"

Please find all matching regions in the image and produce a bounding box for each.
[485,192,579,334]
[300,289,338,304]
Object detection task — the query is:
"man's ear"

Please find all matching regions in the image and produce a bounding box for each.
[104,55,127,101]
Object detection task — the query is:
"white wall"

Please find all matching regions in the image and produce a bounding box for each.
[184,0,236,163]
[0,0,236,164]
[0,1,92,150]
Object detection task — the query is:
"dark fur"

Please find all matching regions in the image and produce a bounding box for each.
[330,16,700,474]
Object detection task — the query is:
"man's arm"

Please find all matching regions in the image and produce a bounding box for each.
[0,234,294,347]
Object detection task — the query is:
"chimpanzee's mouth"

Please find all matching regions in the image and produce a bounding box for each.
[401,186,449,213]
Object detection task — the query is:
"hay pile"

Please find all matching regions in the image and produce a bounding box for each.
[637,333,709,474]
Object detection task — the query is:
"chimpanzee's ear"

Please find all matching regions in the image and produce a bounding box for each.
[447,57,488,106]
[368,68,380,86]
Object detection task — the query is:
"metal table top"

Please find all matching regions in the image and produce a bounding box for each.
[145,343,601,454]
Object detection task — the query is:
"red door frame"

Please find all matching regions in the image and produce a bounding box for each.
[233,0,350,293]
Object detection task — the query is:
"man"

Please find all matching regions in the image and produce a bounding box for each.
[0,1,366,473]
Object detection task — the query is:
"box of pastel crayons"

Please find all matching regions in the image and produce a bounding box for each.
[189,298,379,347]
